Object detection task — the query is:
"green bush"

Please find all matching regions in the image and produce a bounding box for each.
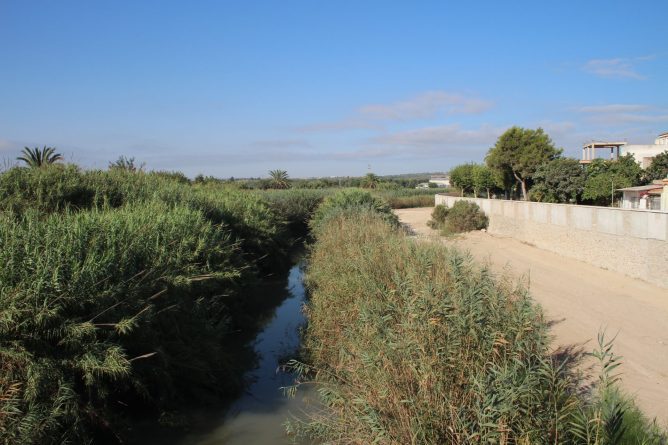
[427,204,449,229]
[427,201,488,234]
[445,200,488,233]
[309,189,398,233]
[260,189,329,236]
[0,164,93,213]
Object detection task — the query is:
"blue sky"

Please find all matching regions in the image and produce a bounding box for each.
[1,1,667,178]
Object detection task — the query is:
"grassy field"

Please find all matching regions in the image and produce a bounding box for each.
[287,190,666,445]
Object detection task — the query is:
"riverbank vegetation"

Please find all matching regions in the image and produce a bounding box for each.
[0,164,308,443]
[0,159,442,443]
[288,190,665,444]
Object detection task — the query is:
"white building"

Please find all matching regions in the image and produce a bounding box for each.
[623,132,668,168]
[580,132,668,168]
[428,176,450,187]
[618,178,668,212]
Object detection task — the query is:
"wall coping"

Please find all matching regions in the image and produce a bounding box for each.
[435,194,667,215]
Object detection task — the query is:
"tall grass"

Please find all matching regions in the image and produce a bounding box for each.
[287,205,666,444]
[0,202,248,442]
[0,165,308,443]
[373,188,439,209]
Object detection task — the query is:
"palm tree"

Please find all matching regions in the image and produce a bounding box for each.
[268,169,290,189]
[17,146,63,168]
[361,172,380,189]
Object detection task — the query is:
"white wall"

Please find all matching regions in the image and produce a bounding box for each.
[435,195,668,288]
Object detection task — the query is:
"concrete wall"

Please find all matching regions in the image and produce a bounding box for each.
[435,195,668,288]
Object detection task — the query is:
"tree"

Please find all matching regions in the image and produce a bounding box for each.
[361,172,380,189]
[109,155,145,172]
[471,164,496,198]
[531,158,586,203]
[17,146,63,168]
[643,150,668,182]
[268,169,290,189]
[486,127,562,200]
[449,164,475,196]
[582,154,642,206]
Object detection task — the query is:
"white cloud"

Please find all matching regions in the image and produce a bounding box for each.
[359,91,493,121]
[294,90,493,133]
[247,139,312,149]
[294,118,379,133]
[575,103,668,125]
[373,123,500,147]
[587,113,668,125]
[578,104,650,114]
[582,56,654,80]
[328,124,502,161]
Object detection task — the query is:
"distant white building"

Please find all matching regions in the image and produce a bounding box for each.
[580,132,668,168]
[623,132,668,168]
[429,176,450,188]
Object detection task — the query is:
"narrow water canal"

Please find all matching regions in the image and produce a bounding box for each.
[174,260,312,445]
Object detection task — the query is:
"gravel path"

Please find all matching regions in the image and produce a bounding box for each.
[396,207,668,424]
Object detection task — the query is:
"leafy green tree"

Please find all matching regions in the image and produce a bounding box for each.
[449,164,475,196]
[361,172,380,189]
[109,155,145,172]
[486,127,562,200]
[268,169,291,189]
[643,150,668,182]
[531,158,586,203]
[471,164,496,198]
[17,146,63,168]
[582,154,642,206]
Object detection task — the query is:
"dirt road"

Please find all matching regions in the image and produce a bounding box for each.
[395,207,668,424]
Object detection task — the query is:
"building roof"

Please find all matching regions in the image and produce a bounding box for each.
[617,185,663,192]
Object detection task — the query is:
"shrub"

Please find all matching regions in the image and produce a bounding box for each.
[428,201,488,234]
[427,204,449,229]
[309,189,398,233]
[445,200,488,233]
[260,189,329,236]
[0,164,93,213]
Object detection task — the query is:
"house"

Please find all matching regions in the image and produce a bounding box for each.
[580,132,668,168]
[618,178,668,211]
[428,175,450,188]
[624,132,668,168]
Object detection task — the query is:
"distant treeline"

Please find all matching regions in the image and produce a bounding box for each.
[193,172,444,190]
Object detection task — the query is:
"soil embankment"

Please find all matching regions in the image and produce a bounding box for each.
[396,206,668,424]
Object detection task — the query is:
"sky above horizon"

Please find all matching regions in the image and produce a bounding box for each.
[1,1,667,178]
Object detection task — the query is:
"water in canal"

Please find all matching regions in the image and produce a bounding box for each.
[172,260,313,445]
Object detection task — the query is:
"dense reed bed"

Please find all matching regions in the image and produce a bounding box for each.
[373,188,438,209]
[0,165,308,443]
[288,191,665,444]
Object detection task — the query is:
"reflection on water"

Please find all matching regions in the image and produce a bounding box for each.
[175,261,313,445]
